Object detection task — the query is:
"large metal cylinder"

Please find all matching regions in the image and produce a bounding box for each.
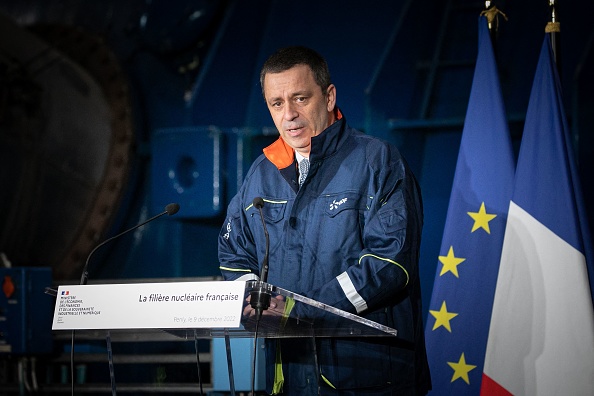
[0,14,134,280]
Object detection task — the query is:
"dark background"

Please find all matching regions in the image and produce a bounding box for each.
[1,0,592,328]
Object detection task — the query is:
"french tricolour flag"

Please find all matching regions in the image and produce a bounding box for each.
[424,16,514,395]
[481,34,594,395]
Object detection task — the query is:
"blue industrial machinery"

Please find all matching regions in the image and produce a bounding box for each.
[0,267,53,355]
[151,127,224,219]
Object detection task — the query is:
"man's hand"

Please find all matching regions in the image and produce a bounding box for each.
[243,294,286,317]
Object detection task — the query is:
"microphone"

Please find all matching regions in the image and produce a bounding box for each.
[252,197,269,283]
[250,197,271,317]
[79,203,180,285]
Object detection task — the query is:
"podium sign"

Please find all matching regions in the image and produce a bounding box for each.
[52,281,245,330]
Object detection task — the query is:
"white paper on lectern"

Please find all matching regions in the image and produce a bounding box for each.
[52,281,245,330]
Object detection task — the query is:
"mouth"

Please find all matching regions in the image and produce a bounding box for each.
[285,125,305,136]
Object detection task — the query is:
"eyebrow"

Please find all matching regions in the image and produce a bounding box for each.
[268,90,311,103]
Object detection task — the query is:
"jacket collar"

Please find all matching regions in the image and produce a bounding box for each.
[263,109,345,169]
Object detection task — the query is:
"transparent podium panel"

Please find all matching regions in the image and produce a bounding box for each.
[166,280,398,339]
[48,280,398,393]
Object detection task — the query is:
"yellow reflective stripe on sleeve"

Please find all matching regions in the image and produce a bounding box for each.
[321,374,337,389]
[218,266,252,272]
[359,254,409,286]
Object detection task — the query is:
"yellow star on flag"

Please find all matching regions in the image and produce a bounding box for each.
[448,352,477,384]
[429,301,458,332]
[438,246,466,278]
[467,202,497,234]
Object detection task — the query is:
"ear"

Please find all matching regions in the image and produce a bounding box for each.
[326,84,336,112]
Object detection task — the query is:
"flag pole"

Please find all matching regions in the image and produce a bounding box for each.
[546,0,562,72]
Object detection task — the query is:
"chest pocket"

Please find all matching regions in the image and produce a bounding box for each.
[261,198,287,223]
[245,199,287,230]
[323,192,366,217]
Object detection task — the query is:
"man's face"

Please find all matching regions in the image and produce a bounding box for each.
[263,64,336,157]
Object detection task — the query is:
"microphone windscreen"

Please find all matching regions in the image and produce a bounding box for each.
[253,197,264,209]
[165,203,180,215]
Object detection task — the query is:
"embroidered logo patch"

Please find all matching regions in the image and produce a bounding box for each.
[223,220,232,240]
[329,197,348,211]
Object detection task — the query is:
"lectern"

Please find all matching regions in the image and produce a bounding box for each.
[52,280,398,393]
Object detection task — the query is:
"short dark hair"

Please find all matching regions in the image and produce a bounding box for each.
[260,46,332,97]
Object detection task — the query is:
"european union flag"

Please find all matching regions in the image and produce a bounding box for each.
[424,16,515,395]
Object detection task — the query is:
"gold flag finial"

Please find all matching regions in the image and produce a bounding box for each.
[480,5,508,32]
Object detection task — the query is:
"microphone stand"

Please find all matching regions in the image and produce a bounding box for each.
[248,197,271,395]
[70,203,180,396]
[249,197,271,316]
[79,203,180,286]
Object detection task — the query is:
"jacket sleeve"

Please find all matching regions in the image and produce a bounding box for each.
[305,150,423,317]
[218,192,261,282]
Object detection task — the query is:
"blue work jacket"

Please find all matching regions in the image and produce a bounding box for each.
[219,114,431,395]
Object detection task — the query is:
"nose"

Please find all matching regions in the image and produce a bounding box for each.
[283,102,298,121]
